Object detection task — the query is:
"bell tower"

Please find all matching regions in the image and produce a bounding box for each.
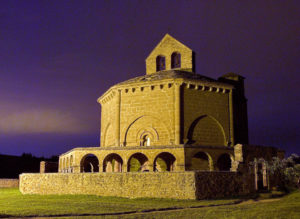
[145,34,195,74]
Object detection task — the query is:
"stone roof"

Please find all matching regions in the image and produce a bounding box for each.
[116,70,231,87]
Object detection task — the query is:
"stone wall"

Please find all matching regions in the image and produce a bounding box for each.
[194,172,255,199]
[183,86,231,146]
[120,84,174,146]
[20,171,254,199]
[0,179,19,188]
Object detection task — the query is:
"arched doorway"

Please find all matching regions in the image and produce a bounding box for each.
[103,153,123,172]
[80,154,99,173]
[154,152,176,172]
[190,152,210,171]
[127,153,149,172]
[217,153,232,171]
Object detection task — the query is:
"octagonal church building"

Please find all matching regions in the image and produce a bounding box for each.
[58,34,281,175]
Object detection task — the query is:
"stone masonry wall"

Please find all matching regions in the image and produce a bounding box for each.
[183,87,230,146]
[120,85,174,146]
[20,172,254,199]
[20,172,196,199]
[100,91,117,147]
[194,171,255,199]
[0,179,19,188]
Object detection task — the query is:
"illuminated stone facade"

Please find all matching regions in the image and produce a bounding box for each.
[20,34,284,199]
[57,34,280,176]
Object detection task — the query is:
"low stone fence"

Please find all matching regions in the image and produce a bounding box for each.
[0,179,19,188]
[20,171,255,199]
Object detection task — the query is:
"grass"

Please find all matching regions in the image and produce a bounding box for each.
[0,188,299,218]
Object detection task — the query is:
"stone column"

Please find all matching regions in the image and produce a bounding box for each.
[123,162,128,172]
[262,161,268,188]
[254,159,258,191]
[115,90,121,146]
[174,83,181,145]
[229,89,234,146]
[72,165,81,173]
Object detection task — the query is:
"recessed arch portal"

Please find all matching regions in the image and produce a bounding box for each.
[127,153,149,172]
[154,152,176,172]
[217,153,232,171]
[80,154,99,173]
[103,153,123,172]
[190,152,211,171]
[187,115,226,146]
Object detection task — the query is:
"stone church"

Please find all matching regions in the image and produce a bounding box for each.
[21,34,284,199]
[57,34,282,176]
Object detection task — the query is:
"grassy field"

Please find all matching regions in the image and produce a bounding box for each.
[0,188,299,218]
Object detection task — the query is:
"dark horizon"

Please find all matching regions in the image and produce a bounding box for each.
[1,0,299,157]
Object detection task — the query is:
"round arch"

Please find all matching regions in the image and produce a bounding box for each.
[127,153,149,172]
[80,154,99,173]
[187,115,226,146]
[123,115,171,146]
[103,153,123,172]
[217,153,232,171]
[190,151,211,171]
[154,152,176,172]
[171,52,181,69]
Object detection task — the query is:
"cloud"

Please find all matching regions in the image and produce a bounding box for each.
[0,108,91,134]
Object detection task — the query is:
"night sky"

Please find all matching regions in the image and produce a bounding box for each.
[1,0,299,157]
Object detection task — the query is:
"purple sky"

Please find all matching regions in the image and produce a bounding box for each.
[0,0,299,157]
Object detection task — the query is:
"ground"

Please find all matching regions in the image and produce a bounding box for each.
[0,188,299,218]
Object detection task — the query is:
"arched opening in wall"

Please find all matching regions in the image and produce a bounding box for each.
[257,163,264,190]
[190,152,210,171]
[154,152,176,172]
[156,55,166,71]
[80,154,99,173]
[103,153,123,172]
[187,115,226,146]
[140,133,151,146]
[217,153,232,171]
[171,52,181,68]
[127,153,149,172]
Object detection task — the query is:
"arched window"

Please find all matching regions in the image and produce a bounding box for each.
[171,52,181,69]
[141,135,150,146]
[156,55,166,71]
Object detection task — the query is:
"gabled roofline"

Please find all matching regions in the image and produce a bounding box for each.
[145,34,193,60]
